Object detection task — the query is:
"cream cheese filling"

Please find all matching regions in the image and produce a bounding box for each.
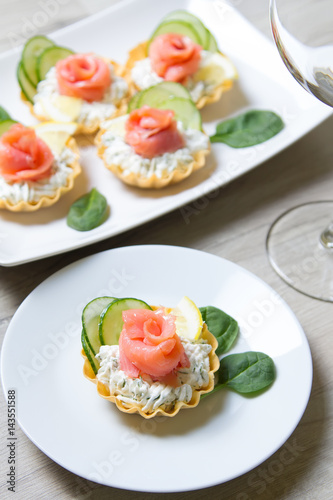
[100,115,209,179]
[33,64,128,127]
[0,147,77,204]
[131,50,234,102]
[96,337,212,413]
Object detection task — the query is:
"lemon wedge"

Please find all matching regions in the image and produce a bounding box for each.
[194,53,238,85]
[39,95,83,122]
[34,121,77,155]
[172,296,203,341]
[102,115,127,137]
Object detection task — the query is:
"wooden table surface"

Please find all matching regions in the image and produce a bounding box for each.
[1,1,333,499]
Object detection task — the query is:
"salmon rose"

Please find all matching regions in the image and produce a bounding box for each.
[56,53,111,102]
[149,33,202,83]
[0,124,54,182]
[119,308,190,385]
[125,106,185,158]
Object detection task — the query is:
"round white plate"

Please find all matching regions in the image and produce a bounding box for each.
[1,245,312,492]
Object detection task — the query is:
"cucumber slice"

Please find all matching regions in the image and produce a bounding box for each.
[205,28,219,52]
[17,61,37,103]
[99,298,152,346]
[37,46,75,82]
[128,92,142,112]
[160,11,218,51]
[81,329,100,375]
[138,81,192,109]
[0,107,11,122]
[21,35,55,86]
[153,81,192,99]
[162,10,209,47]
[149,20,202,46]
[0,120,18,136]
[138,87,171,109]
[82,296,116,355]
[158,97,202,130]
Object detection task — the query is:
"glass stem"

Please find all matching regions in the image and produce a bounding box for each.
[320,222,333,249]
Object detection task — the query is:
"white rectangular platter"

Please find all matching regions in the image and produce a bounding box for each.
[0,0,331,266]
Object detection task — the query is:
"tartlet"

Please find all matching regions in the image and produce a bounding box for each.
[23,59,129,135]
[0,123,81,212]
[82,323,219,419]
[126,40,237,109]
[95,113,211,189]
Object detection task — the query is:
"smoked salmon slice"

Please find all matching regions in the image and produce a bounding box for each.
[149,33,202,83]
[0,123,54,182]
[56,53,111,102]
[125,105,185,158]
[119,308,190,385]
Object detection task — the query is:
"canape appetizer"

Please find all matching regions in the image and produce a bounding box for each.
[81,296,219,418]
[126,10,237,109]
[18,36,129,134]
[96,82,210,188]
[0,110,80,211]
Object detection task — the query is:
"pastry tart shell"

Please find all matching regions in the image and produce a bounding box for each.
[21,60,130,134]
[82,323,219,419]
[125,41,235,109]
[95,128,210,189]
[0,137,81,212]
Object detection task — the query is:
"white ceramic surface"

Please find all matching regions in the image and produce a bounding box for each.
[1,245,313,492]
[0,0,331,266]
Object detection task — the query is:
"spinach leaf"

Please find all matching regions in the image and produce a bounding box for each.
[67,188,108,231]
[210,110,284,148]
[200,305,238,356]
[0,106,11,122]
[217,351,276,394]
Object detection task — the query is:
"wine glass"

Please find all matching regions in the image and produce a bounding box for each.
[266,0,333,302]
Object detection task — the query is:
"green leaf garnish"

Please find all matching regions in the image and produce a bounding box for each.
[199,304,276,399]
[200,306,238,356]
[67,188,108,232]
[210,110,284,147]
[0,106,12,122]
[207,352,276,398]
